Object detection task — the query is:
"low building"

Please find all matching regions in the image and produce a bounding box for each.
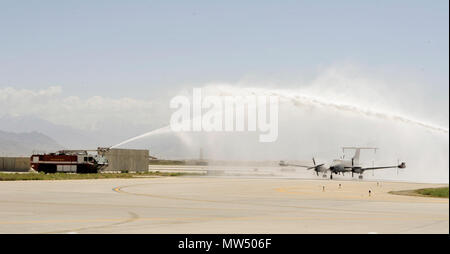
[0,157,30,172]
[98,148,149,172]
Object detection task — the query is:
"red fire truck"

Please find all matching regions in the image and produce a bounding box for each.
[30,150,108,173]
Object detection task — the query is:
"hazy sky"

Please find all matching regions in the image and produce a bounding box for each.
[0,0,448,99]
[0,1,448,182]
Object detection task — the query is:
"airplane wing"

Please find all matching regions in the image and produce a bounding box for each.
[279,161,312,168]
[360,162,406,171]
[283,163,326,170]
[281,158,324,170]
[288,163,316,168]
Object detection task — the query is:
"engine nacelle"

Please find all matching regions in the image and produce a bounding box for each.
[352,167,363,174]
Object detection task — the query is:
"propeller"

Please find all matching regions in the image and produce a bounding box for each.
[309,157,322,176]
[351,158,355,177]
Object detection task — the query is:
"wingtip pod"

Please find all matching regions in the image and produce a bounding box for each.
[398,162,406,169]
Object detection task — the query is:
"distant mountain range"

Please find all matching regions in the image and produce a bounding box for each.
[0,115,98,149]
[0,115,168,154]
[0,130,63,156]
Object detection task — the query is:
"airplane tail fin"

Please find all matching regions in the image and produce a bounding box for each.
[353,149,361,165]
[342,147,378,166]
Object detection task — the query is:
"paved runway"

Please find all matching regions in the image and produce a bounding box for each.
[0,176,447,233]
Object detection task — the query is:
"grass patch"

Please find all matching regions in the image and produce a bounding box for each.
[148,160,186,165]
[0,171,198,181]
[390,187,449,198]
[415,187,449,198]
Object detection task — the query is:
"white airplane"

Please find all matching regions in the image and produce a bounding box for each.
[280,147,406,179]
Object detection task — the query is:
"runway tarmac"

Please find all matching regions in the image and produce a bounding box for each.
[0,176,447,234]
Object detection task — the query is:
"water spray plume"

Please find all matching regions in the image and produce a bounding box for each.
[111,85,448,148]
[111,125,172,148]
[217,86,449,134]
[278,92,449,134]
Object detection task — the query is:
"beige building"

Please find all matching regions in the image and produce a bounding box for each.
[98,148,149,172]
[0,157,30,172]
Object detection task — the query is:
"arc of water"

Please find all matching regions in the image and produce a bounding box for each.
[111,125,172,148]
[112,87,448,149]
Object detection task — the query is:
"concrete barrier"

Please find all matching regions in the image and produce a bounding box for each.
[0,157,30,172]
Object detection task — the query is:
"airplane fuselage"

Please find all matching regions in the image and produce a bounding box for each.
[329,159,353,174]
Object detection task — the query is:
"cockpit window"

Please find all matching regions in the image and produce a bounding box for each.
[84,157,94,162]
